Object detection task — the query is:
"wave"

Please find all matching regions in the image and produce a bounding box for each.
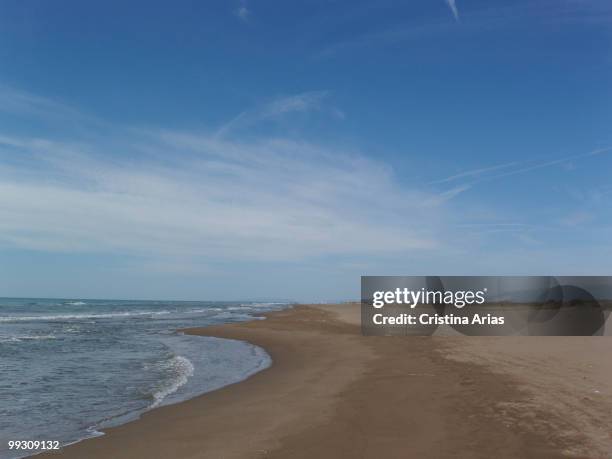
[0,303,286,459]
[64,301,87,306]
[211,311,264,321]
[0,310,173,323]
[240,302,289,308]
[150,355,194,408]
[181,307,223,314]
[0,305,247,323]
[0,334,56,343]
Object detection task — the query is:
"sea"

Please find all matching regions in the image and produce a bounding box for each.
[0,298,290,459]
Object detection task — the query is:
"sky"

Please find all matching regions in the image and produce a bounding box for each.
[0,0,611,301]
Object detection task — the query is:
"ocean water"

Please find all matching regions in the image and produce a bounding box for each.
[0,298,289,459]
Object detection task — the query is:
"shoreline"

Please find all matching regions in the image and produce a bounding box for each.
[17,307,284,459]
[39,304,610,458]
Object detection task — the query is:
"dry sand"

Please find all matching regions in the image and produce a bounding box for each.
[41,303,611,458]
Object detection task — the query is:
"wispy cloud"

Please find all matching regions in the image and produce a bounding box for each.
[317,1,612,59]
[433,147,612,200]
[0,87,443,264]
[560,211,593,227]
[430,160,520,185]
[216,91,335,137]
[234,0,250,22]
[3,84,609,279]
[317,22,446,59]
[445,0,460,22]
[427,184,472,205]
[0,84,70,118]
[0,84,101,127]
[483,147,612,181]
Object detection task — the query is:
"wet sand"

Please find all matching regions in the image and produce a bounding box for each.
[41,303,610,458]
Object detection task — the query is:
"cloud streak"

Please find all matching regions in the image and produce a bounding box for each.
[234,0,249,22]
[445,0,460,21]
[0,89,443,264]
[317,1,612,59]
[0,84,102,128]
[3,84,608,281]
[215,91,333,137]
[433,147,612,199]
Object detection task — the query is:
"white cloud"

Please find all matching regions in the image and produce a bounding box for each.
[2,84,611,288]
[560,211,593,227]
[445,0,460,22]
[0,84,71,118]
[0,128,441,262]
[216,91,334,137]
[429,160,520,185]
[0,84,105,130]
[234,0,250,22]
[431,147,612,200]
[235,6,249,21]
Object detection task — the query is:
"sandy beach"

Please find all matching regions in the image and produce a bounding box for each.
[41,304,612,459]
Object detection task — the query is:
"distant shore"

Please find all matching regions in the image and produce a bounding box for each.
[41,304,612,458]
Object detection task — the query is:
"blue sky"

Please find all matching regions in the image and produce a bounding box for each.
[0,0,611,301]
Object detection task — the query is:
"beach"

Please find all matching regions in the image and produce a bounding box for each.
[41,303,612,458]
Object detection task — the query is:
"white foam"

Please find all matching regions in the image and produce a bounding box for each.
[240,302,289,308]
[0,334,57,343]
[150,355,194,408]
[0,310,172,323]
[184,307,223,313]
[0,305,281,323]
